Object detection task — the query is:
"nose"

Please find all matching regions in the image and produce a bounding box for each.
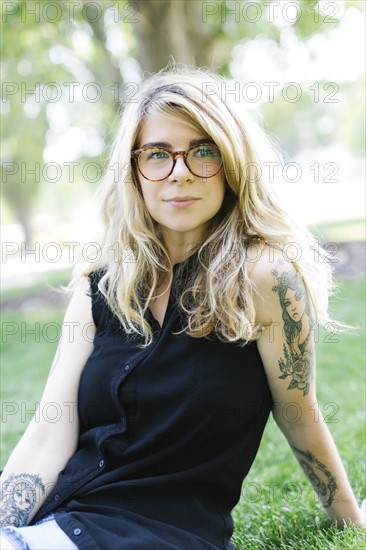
[168,153,193,183]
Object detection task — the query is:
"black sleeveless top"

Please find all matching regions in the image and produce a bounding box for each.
[33,252,273,549]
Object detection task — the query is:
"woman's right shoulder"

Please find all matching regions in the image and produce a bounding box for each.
[84,268,107,295]
[76,268,108,328]
[66,275,95,322]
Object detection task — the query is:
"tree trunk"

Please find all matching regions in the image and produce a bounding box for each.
[15,200,33,248]
[134,0,216,73]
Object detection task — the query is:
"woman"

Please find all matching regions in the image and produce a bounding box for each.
[0,66,364,549]
[274,270,313,396]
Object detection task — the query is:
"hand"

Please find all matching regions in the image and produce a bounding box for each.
[360,498,366,528]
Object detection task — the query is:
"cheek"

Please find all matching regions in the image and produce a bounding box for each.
[299,298,306,314]
[139,183,157,210]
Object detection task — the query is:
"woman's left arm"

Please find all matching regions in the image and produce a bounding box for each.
[250,247,365,528]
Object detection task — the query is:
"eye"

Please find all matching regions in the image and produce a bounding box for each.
[193,145,220,158]
[145,149,170,161]
[284,299,291,307]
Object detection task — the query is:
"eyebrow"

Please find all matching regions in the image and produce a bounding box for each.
[140,138,215,150]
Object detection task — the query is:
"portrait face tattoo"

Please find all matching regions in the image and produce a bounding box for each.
[284,288,307,322]
[0,473,45,527]
[272,269,314,396]
[11,480,35,511]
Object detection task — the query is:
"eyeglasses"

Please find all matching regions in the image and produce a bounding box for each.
[131,143,223,182]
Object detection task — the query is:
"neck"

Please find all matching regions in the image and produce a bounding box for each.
[160,228,202,266]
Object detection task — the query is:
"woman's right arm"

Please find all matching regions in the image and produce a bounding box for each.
[0,275,95,527]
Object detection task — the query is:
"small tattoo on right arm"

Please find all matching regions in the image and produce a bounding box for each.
[0,473,45,527]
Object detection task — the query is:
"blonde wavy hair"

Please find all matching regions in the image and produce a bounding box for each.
[68,65,336,347]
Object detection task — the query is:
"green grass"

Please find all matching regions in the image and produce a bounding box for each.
[1,268,73,301]
[0,305,65,456]
[1,276,365,548]
[1,270,72,454]
[309,218,365,243]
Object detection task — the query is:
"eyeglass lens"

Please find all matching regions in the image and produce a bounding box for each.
[137,144,222,180]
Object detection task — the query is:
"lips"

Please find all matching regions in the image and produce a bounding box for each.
[164,197,200,208]
[164,196,199,201]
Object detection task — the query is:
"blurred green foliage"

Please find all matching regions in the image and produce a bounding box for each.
[1,0,364,240]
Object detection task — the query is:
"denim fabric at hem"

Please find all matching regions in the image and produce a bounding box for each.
[0,516,78,550]
[1,526,30,550]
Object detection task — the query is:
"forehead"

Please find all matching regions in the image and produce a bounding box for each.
[138,110,208,146]
[285,288,300,298]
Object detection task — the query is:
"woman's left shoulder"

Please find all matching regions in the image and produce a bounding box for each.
[246,242,288,287]
[246,242,300,324]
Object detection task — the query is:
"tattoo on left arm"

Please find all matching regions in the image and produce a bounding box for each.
[291,446,338,508]
[272,268,314,396]
[0,473,45,527]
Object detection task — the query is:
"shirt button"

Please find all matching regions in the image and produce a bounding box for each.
[54,493,60,501]
[99,459,104,468]
[124,364,130,371]
[73,528,81,536]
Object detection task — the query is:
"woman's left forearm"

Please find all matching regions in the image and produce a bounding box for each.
[275,409,365,528]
